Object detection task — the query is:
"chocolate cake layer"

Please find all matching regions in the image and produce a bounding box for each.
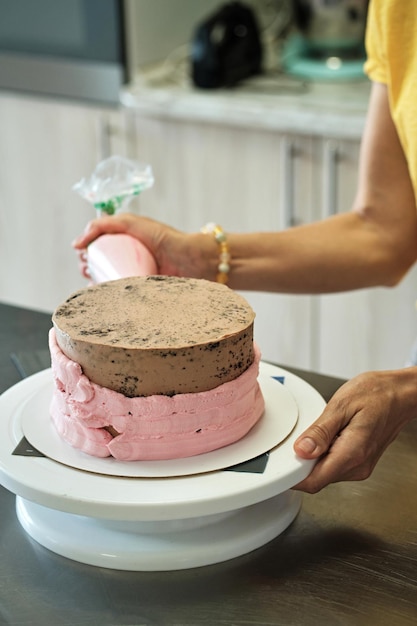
[52,276,255,397]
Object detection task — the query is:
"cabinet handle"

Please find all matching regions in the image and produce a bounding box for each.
[280,137,299,229]
[95,112,112,160]
[323,140,340,217]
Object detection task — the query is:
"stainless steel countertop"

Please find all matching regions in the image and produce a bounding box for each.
[1,302,416,626]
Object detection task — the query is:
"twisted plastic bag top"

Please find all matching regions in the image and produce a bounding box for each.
[73,155,154,215]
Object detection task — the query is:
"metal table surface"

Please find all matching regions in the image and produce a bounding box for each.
[0,301,416,626]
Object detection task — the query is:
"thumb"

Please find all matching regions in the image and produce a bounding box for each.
[294,410,344,459]
[72,217,116,249]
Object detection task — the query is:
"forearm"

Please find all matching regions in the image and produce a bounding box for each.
[195,210,417,294]
[214,82,417,295]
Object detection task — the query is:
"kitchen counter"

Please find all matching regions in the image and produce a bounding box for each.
[1,301,417,626]
[122,68,371,139]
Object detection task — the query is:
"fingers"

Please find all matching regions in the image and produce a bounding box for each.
[72,214,137,250]
[76,249,91,280]
[291,401,352,493]
[292,375,374,492]
[293,374,368,465]
[292,423,379,493]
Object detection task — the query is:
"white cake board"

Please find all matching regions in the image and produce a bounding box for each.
[20,373,299,477]
[0,363,326,571]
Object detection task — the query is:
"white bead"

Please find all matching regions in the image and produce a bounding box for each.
[202,222,216,233]
[215,231,226,244]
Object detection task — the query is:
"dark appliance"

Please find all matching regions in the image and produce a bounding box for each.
[191,2,262,89]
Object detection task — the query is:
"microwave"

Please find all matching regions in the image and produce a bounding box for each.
[0,0,126,105]
[0,0,222,106]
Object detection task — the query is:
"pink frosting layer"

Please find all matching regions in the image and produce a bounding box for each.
[48,328,265,461]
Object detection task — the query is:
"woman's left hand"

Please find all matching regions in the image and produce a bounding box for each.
[293,367,417,493]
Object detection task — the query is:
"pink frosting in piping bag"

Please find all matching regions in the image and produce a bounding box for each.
[73,156,158,283]
[87,233,158,283]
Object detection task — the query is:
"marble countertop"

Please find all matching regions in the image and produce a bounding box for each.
[121,69,371,140]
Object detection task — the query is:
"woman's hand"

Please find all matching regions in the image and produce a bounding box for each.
[72,213,208,281]
[293,367,417,493]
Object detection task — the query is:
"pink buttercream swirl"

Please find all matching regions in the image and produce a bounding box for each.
[49,328,265,461]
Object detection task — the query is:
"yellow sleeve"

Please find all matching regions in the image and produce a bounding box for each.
[363,0,388,84]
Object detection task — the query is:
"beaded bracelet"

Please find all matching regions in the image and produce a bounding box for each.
[201,222,231,284]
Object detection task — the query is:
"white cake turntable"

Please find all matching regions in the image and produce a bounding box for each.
[0,362,325,571]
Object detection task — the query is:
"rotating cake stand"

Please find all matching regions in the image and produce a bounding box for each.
[0,362,325,571]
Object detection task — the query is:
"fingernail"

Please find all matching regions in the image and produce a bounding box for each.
[297,437,318,454]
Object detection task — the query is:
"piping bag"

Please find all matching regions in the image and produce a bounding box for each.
[73,156,158,283]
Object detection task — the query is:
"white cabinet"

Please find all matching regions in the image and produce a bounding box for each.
[128,113,318,369]
[129,112,417,378]
[0,92,126,313]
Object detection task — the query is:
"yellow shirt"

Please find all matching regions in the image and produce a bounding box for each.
[364,0,417,200]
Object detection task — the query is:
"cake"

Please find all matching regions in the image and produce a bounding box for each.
[49,275,265,460]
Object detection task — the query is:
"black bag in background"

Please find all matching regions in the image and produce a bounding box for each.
[191,1,263,89]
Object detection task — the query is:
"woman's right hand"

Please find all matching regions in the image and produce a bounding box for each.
[72,213,206,281]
